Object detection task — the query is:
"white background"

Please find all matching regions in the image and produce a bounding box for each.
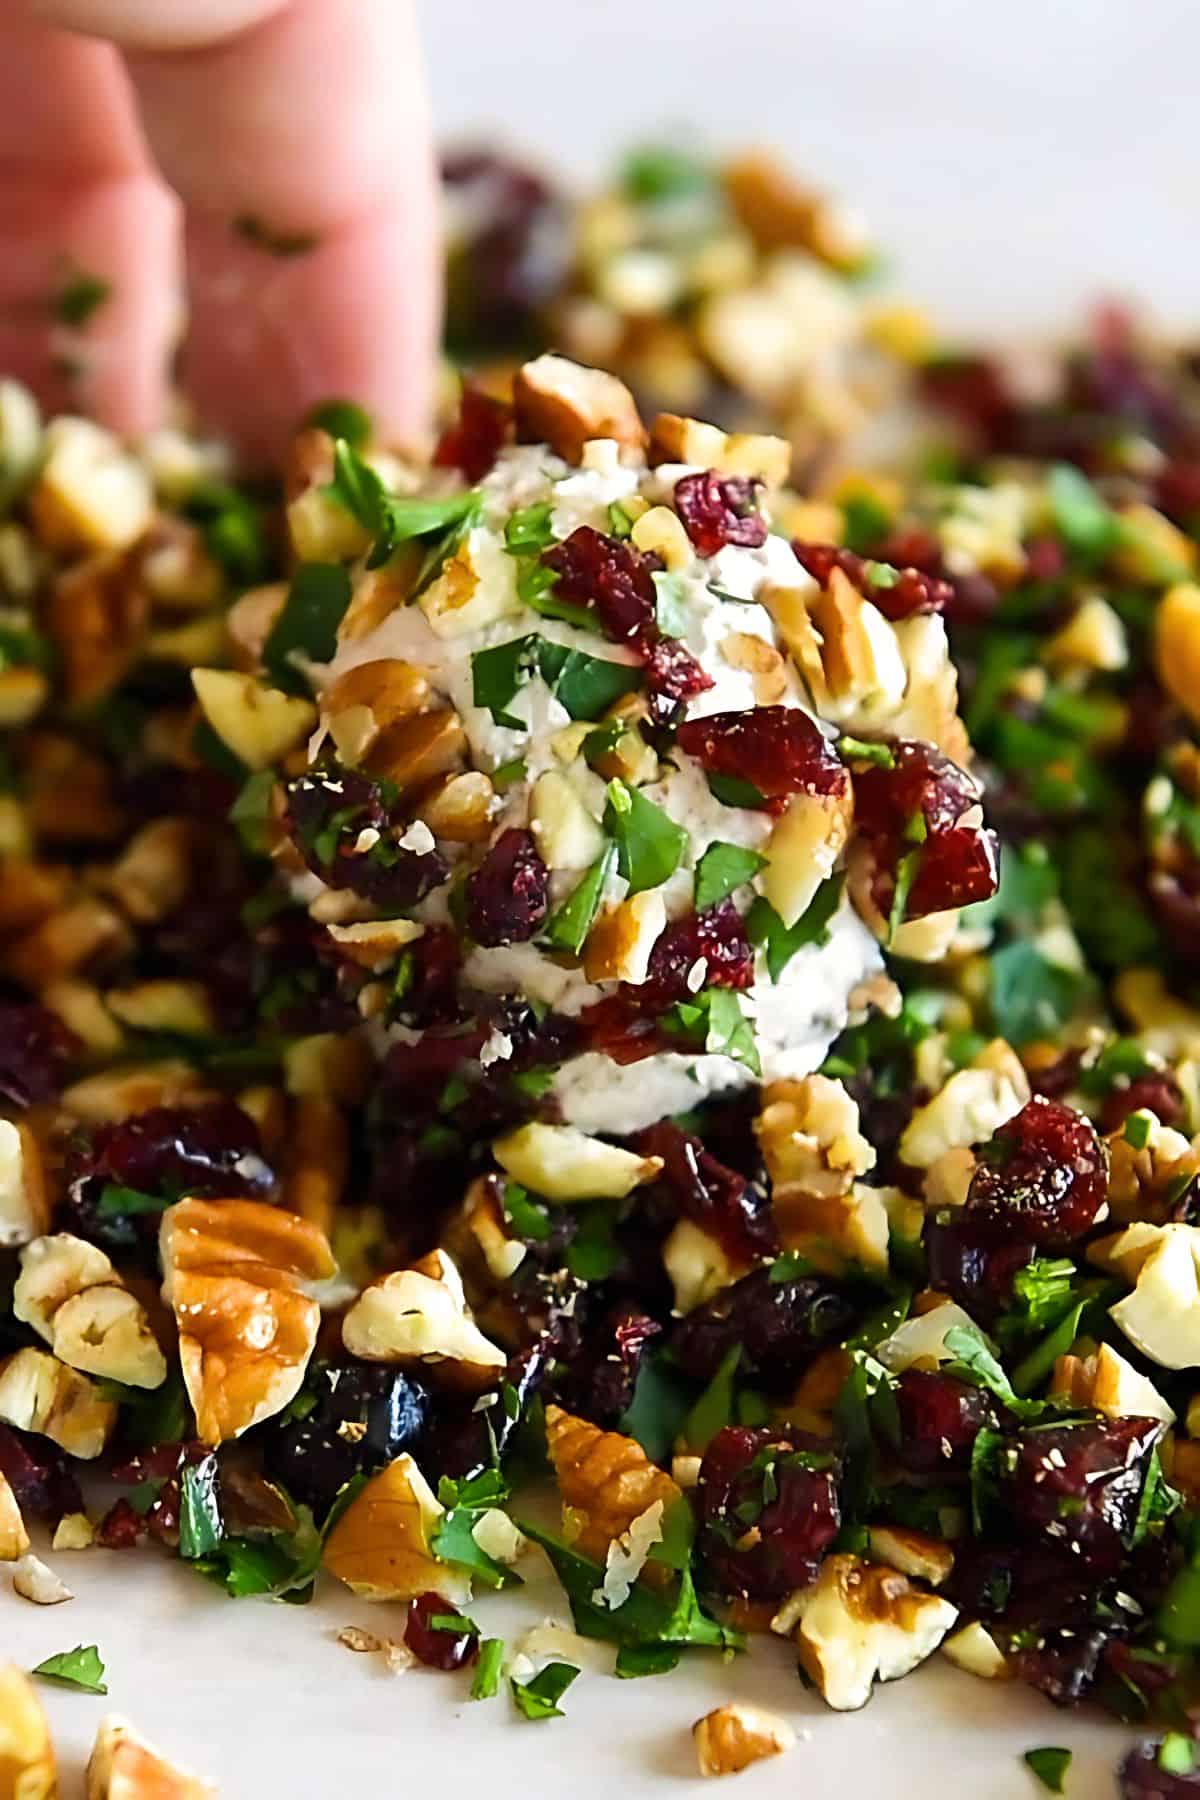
[420,0,1200,336]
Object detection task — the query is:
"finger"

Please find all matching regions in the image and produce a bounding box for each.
[0,11,178,435]
[29,0,441,464]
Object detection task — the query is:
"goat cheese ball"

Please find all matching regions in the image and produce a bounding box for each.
[291,355,989,1133]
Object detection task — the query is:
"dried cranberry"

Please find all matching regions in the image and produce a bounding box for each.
[905,824,1001,918]
[577,994,672,1066]
[0,1001,79,1106]
[641,635,714,721]
[434,386,513,483]
[405,1592,479,1671]
[0,1423,82,1522]
[641,900,754,1009]
[968,1097,1108,1246]
[999,1416,1163,1576]
[697,1425,841,1601]
[1157,460,1200,529]
[441,149,568,352]
[923,1212,1037,1323]
[791,542,952,620]
[854,739,982,838]
[422,1339,552,1483]
[95,1496,145,1549]
[893,1369,997,1472]
[853,739,999,921]
[558,1306,662,1423]
[1120,1738,1200,1797]
[636,1121,776,1265]
[260,1363,432,1519]
[465,828,549,946]
[385,924,463,1029]
[1101,1074,1184,1134]
[674,472,766,557]
[286,768,448,911]
[671,1268,855,1389]
[676,705,849,803]
[919,354,1015,447]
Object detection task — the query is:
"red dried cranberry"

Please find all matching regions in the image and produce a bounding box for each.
[904,823,1001,918]
[676,705,849,803]
[441,149,568,351]
[923,1212,1037,1324]
[286,769,448,911]
[636,1121,777,1265]
[674,472,767,557]
[404,1592,479,1670]
[999,1416,1163,1576]
[1101,1074,1184,1134]
[1157,460,1200,528]
[0,1423,83,1522]
[577,994,672,1066]
[0,1002,79,1106]
[967,1097,1108,1246]
[640,900,754,1009]
[791,542,952,621]
[385,924,463,1029]
[697,1426,841,1601]
[671,1267,855,1389]
[560,1306,662,1423]
[893,1369,996,1473]
[1024,536,1068,582]
[853,739,982,838]
[95,1496,145,1549]
[434,386,513,483]
[919,354,1015,445]
[261,1364,432,1519]
[642,635,714,722]
[1120,1737,1200,1797]
[853,740,999,921]
[465,828,549,946]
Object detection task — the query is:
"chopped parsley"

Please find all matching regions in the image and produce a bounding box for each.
[652,571,690,637]
[747,875,843,982]
[1022,1746,1072,1793]
[603,779,687,894]
[431,1468,521,1591]
[31,1644,107,1694]
[470,1638,506,1700]
[326,438,480,568]
[510,1661,579,1721]
[262,562,353,696]
[665,986,760,1075]
[542,845,618,957]
[693,841,767,911]
[471,634,639,728]
[305,399,372,446]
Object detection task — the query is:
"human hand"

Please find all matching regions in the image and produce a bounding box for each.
[0,0,440,463]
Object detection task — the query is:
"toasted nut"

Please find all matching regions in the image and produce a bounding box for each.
[342,1249,506,1390]
[47,553,149,704]
[874,1300,980,1374]
[100,819,193,925]
[817,571,907,721]
[283,1032,372,1104]
[325,916,424,972]
[15,1234,166,1390]
[323,1452,470,1603]
[529,770,607,872]
[631,505,692,571]
[139,425,230,503]
[492,1123,662,1201]
[443,1177,526,1288]
[1045,596,1128,672]
[0,378,42,497]
[147,612,227,667]
[647,413,790,487]
[364,708,467,794]
[420,770,496,843]
[583,889,667,985]
[760,788,851,928]
[417,532,522,639]
[322,658,432,744]
[0,667,49,727]
[29,416,153,553]
[138,517,223,613]
[693,1703,795,1777]
[226,582,287,671]
[0,1348,115,1459]
[0,794,31,859]
[22,730,126,845]
[160,1198,335,1445]
[87,1715,214,1800]
[5,896,131,991]
[279,1095,348,1236]
[1155,583,1200,726]
[0,861,70,936]
[106,980,216,1039]
[1050,1341,1174,1424]
[662,1218,746,1316]
[899,1051,1029,1171]
[191,669,316,772]
[725,151,865,268]
[865,1524,954,1586]
[285,429,373,564]
[514,354,645,464]
[12,1552,72,1606]
[0,1120,49,1248]
[940,1621,1010,1681]
[757,1075,875,1208]
[51,1512,94,1552]
[0,1472,29,1561]
[792,1553,957,1711]
[544,1404,681,1566]
[0,1664,56,1799]
[61,1060,214,1126]
[720,631,789,705]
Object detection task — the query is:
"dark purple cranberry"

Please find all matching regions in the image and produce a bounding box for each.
[465,828,548,946]
[893,1369,997,1473]
[558,1305,662,1423]
[421,1338,553,1483]
[923,1212,1037,1324]
[0,1423,83,1523]
[1120,1737,1200,1797]
[676,705,849,805]
[967,1097,1108,1246]
[854,738,984,837]
[671,1267,855,1389]
[642,633,715,721]
[95,1497,146,1548]
[433,386,513,482]
[696,1426,841,1601]
[1101,1074,1185,1134]
[0,1001,79,1106]
[640,900,755,1009]
[405,1592,479,1670]
[260,1363,432,1519]
[636,1121,777,1265]
[919,354,1015,447]
[674,471,767,557]
[286,768,448,910]
[1157,460,1200,528]
[791,541,952,620]
[999,1416,1163,1576]
[441,149,568,352]
[383,924,463,1029]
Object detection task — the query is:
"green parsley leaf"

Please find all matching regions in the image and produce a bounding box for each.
[887,842,924,943]
[184,481,268,586]
[53,270,111,329]
[706,771,768,809]
[491,757,527,791]
[989,941,1090,1047]
[746,875,843,982]
[542,844,618,956]
[652,571,690,637]
[997,1258,1081,1344]
[502,1181,553,1242]
[1058,828,1162,970]
[843,1289,913,1352]
[619,1352,695,1465]
[769,1249,815,1285]
[179,1456,223,1560]
[1023,1746,1072,1794]
[470,1638,506,1700]
[431,1470,521,1591]
[305,399,371,446]
[195,1511,323,1601]
[1010,1299,1093,1396]
[228,769,277,856]
[842,490,893,553]
[836,735,895,769]
[327,438,480,568]
[1124,1109,1154,1151]
[262,563,352,695]
[621,144,713,204]
[682,1345,740,1452]
[549,648,641,721]
[471,635,540,729]
[510,1661,579,1721]
[95,1182,171,1219]
[604,779,687,894]
[615,1644,682,1678]
[666,987,760,1075]
[942,1326,1028,1412]
[565,1203,623,1282]
[607,501,636,539]
[503,502,557,557]
[693,841,767,911]
[31,1644,107,1694]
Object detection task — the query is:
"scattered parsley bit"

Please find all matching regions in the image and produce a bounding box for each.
[470,1638,506,1700]
[31,1644,107,1694]
[262,563,353,696]
[504,502,557,557]
[305,399,372,446]
[706,771,769,810]
[837,734,895,769]
[1022,1746,1071,1793]
[179,1455,223,1560]
[52,269,111,329]
[430,1468,520,1591]
[682,1344,740,1452]
[327,438,481,569]
[614,1644,681,1678]
[693,841,767,911]
[652,571,690,637]
[491,756,527,791]
[510,1660,579,1721]
[228,769,277,856]
[603,779,687,895]
[95,1182,172,1219]
[542,844,618,956]
[234,214,319,256]
[747,875,843,983]
[1124,1109,1154,1151]
[666,986,761,1076]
